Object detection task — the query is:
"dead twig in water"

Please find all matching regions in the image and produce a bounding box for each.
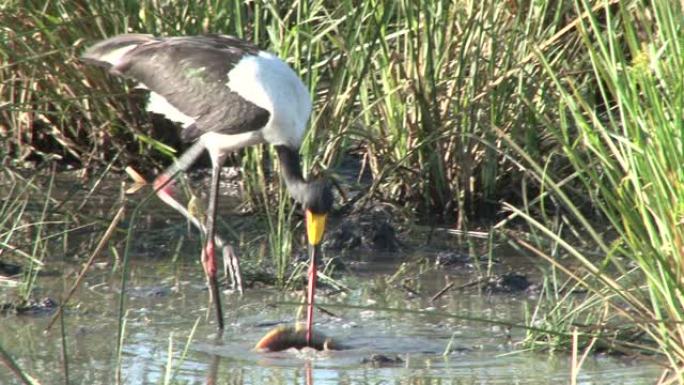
[401,283,420,297]
[430,277,489,302]
[0,342,41,385]
[317,305,338,319]
[430,281,454,302]
[44,206,125,332]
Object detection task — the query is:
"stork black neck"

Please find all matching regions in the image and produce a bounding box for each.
[274,145,332,214]
[275,144,305,186]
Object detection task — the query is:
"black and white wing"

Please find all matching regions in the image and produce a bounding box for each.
[82,34,271,142]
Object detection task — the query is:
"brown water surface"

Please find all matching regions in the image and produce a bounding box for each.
[0,171,661,384]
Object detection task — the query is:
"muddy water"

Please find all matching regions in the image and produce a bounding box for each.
[1,256,660,385]
[0,172,661,384]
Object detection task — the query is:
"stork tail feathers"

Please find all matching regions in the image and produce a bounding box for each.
[81,34,156,69]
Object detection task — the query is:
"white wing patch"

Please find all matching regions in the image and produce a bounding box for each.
[95,44,140,67]
[226,51,312,148]
[147,91,196,128]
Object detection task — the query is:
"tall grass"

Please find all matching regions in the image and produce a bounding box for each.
[0,167,133,382]
[501,0,684,380]
[1,0,578,219]
[0,168,59,302]
[1,0,585,286]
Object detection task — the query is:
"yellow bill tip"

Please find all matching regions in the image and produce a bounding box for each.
[305,210,327,246]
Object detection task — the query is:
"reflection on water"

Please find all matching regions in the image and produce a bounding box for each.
[0,170,661,385]
[0,254,660,385]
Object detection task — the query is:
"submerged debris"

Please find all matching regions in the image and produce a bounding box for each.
[485,273,531,293]
[0,260,22,276]
[434,251,471,266]
[254,325,341,352]
[127,286,172,298]
[324,218,401,252]
[361,354,404,367]
[325,222,362,250]
[367,221,400,252]
[434,250,500,270]
[0,297,58,316]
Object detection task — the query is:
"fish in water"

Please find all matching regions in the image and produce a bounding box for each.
[254,325,341,352]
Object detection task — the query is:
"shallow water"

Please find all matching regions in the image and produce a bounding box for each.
[1,255,661,385]
[0,171,662,384]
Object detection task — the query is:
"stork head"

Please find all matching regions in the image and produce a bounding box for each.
[302,179,333,247]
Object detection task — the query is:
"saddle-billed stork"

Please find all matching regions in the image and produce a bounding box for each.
[82,34,332,346]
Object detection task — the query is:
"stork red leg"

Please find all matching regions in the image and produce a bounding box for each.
[152,170,243,295]
[152,149,226,330]
[205,162,225,330]
[305,248,318,346]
